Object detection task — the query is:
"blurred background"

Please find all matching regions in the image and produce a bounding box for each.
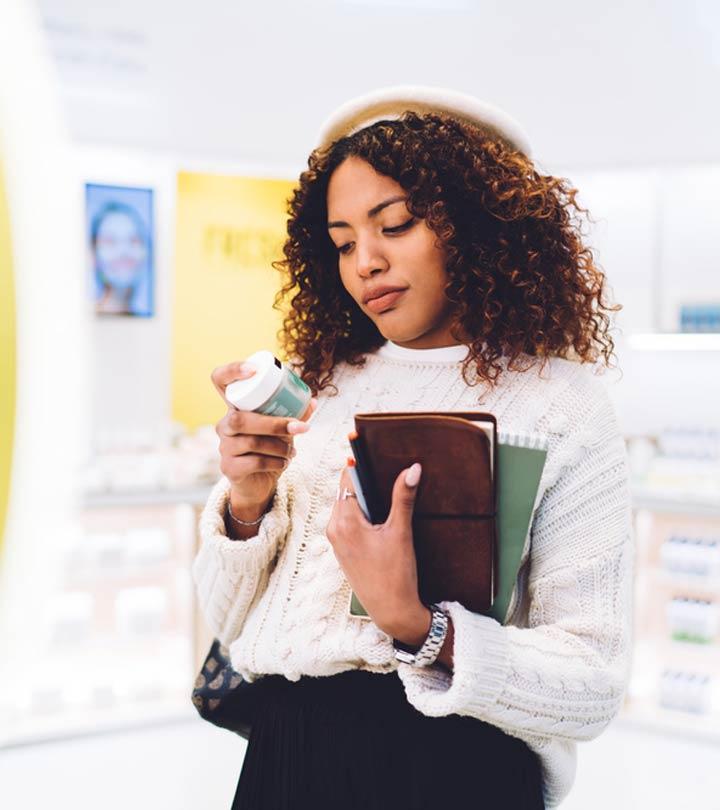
[1,0,719,807]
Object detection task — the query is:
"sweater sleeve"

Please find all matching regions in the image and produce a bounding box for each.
[191,469,293,647]
[396,382,635,744]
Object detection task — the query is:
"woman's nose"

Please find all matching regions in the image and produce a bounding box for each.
[355,238,389,278]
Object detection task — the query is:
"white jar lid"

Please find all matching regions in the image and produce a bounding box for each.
[225,350,283,412]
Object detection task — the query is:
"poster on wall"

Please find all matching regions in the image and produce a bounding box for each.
[172,171,295,429]
[85,183,155,317]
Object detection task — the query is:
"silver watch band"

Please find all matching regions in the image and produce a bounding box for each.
[392,604,449,667]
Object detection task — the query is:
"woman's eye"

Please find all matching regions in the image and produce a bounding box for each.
[384,219,415,234]
[336,219,415,255]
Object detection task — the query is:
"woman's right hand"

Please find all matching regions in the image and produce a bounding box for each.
[211,361,318,517]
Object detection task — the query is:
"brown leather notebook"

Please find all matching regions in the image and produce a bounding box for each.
[351,412,498,615]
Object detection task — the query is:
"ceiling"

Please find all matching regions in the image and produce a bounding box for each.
[37,0,720,170]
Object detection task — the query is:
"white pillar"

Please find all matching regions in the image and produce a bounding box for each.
[0,0,89,737]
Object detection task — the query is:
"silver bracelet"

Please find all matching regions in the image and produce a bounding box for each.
[226,496,273,526]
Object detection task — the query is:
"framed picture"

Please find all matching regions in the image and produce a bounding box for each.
[85,183,155,317]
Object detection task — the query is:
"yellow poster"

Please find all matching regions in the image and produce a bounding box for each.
[172,171,297,429]
[0,160,16,561]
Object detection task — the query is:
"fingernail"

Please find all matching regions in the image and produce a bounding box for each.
[291,447,297,457]
[239,364,256,376]
[287,420,310,434]
[405,463,422,487]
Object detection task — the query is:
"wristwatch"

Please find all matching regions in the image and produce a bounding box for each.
[392,603,449,667]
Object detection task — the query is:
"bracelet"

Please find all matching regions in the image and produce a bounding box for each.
[226,496,273,526]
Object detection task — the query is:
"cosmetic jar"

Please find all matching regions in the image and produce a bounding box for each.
[225,349,313,420]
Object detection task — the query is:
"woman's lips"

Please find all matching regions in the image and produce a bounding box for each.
[365,289,407,313]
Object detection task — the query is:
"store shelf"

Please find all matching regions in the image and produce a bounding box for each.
[0,492,207,750]
[627,333,720,351]
[642,567,720,596]
[82,486,213,509]
[626,490,720,744]
[631,488,720,516]
[619,698,720,744]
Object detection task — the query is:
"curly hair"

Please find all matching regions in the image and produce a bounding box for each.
[271,111,620,397]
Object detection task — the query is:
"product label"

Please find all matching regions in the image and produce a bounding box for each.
[287,368,310,395]
[258,366,310,419]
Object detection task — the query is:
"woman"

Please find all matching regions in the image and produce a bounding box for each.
[90,201,150,315]
[193,86,634,809]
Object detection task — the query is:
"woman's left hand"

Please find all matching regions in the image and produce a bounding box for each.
[325,463,431,646]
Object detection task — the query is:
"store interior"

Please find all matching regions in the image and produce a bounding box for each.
[1,1,720,808]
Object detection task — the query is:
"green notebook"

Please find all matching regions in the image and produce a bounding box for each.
[489,434,548,623]
[349,431,548,626]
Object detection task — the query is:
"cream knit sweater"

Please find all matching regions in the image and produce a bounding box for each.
[192,340,635,809]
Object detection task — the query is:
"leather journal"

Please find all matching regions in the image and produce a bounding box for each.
[350,412,498,615]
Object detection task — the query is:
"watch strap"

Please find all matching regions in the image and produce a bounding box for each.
[393,604,448,667]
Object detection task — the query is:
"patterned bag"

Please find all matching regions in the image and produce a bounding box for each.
[191,638,254,739]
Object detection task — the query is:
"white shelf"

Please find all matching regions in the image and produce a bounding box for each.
[642,567,720,596]
[82,486,213,509]
[627,333,720,351]
[631,488,720,516]
[618,700,720,744]
[628,489,720,744]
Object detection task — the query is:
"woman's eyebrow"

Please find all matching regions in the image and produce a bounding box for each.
[328,195,407,229]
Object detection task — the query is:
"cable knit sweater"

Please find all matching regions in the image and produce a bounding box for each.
[192,340,635,809]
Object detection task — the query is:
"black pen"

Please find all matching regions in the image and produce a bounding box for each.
[346,458,371,521]
[348,430,382,523]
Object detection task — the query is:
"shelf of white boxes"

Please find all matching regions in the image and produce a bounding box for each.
[1,493,213,747]
[620,493,720,743]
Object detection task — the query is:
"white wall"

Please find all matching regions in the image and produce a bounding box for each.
[74,148,177,449]
[559,167,720,436]
[73,147,301,445]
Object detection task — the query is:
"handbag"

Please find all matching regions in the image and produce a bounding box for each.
[191,638,255,739]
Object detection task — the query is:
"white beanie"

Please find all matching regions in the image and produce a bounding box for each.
[314,85,532,157]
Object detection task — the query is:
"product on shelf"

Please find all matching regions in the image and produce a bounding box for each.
[114,586,168,636]
[91,684,116,709]
[665,597,719,643]
[91,531,127,570]
[659,669,712,714]
[29,687,65,716]
[659,534,720,578]
[81,422,221,496]
[124,527,171,564]
[679,303,720,334]
[49,591,95,645]
[657,427,720,462]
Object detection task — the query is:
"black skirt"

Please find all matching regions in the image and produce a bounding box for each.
[231,668,544,810]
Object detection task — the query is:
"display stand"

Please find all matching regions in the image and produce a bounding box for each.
[621,489,720,741]
[0,488,212,747]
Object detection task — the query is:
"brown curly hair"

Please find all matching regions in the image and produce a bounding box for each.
[271,111,620,397]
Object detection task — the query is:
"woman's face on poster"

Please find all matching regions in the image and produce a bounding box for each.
[95,210,147,290]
